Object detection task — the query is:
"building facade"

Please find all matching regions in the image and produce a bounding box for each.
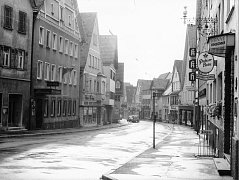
[0,0,33,130]
[32,0,80,129]
[78,12,106,127]
[196,0,239,178]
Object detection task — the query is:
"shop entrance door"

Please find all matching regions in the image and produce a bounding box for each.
[36,98,43,129]
[8,94,22,127]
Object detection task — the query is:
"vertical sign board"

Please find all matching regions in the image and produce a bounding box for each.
[189,48,196,57]
[189,72,196,81]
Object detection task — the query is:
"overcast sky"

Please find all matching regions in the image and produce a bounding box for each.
[77,0,196,86]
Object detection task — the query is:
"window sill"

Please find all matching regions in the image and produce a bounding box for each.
[3,26,13,31]
[18,30,26,35]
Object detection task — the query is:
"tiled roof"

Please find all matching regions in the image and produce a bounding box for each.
[138,80,152,91]
[151,78,170,90]
[158,72,171,79]
[172,60,183,88]
[77,12,97,68]
[99,35,118,69]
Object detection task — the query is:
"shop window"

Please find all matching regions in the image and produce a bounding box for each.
[72,100,76,115]
[50,98,56,117]
[68,99,72,116]
[18,11,26,34]
[63,100,67,116]
[57,98,62,117]
[43,98,49,117]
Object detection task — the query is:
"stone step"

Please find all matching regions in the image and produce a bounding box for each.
[213,158,231,176]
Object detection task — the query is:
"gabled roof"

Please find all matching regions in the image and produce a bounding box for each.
[181,24,197,89]
[158,72,171,79]
[99,35,118,69]
[77,12,97,68]
[137,79,152,91]
[172,60,183,88]
[151,78,170,90]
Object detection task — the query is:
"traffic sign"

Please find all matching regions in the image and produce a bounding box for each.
[189,72,196,81]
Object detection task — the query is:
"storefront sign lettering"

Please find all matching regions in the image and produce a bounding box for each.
[197,52,214,73]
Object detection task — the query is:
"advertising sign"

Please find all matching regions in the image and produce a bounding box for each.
[197,52,214,73]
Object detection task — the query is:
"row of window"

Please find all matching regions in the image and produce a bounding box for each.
[3,5,27,34]
[85,78,106,94]
[43,97,77,118]
[0,46,26,70]
[37,60,77,85]
[39,26,78,58]
[89,54,100,70]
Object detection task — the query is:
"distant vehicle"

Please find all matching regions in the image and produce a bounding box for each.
[127,115,140,123]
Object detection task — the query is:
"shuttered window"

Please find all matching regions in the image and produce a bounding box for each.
[18,11,26,34]
[4,5,12,29]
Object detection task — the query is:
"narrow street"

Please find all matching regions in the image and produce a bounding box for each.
[0,121,171,180]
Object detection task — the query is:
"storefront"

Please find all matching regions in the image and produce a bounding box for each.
[207,33,237,174]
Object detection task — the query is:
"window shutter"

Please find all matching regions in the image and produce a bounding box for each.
[0,45,3,67]
[10,48,16,68]
[1,6,4,27]
[23,51,27,70]
[14,49,18,68]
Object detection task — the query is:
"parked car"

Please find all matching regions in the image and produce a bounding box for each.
[127,115,140,123]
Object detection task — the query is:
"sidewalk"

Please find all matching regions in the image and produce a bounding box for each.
[0,120,128,138]
[102,124,233,180]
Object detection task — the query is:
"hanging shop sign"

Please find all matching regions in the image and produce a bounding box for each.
[196,73,215,81]
[208,33,235,57]
[197,52,214,73]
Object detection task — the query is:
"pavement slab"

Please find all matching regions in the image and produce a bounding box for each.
[102,124,234,180]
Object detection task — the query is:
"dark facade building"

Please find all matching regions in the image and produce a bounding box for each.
[0,0,33,130]
[31,0,81,129]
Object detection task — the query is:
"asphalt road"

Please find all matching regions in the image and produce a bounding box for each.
[0,121,171,180]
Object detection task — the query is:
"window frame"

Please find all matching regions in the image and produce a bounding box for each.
[58,66,63,83]
[50,97,56,117]
[4,5,13,30]
[52,33,57,50]
[43,98,49,117]
[57,98,62,117]
[18,11,27,34]
[46,29,51,48]
[3,46,10,67]
[17,49,25,69]
[44,62,50,80]
[59,36,63,53]
[51,64,56,81]
[37,60,43,80]
[65,39,69,54]
[39,26,44,45]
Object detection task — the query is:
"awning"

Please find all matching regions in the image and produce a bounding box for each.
[207,33,235,57]
[169,90,181,96]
